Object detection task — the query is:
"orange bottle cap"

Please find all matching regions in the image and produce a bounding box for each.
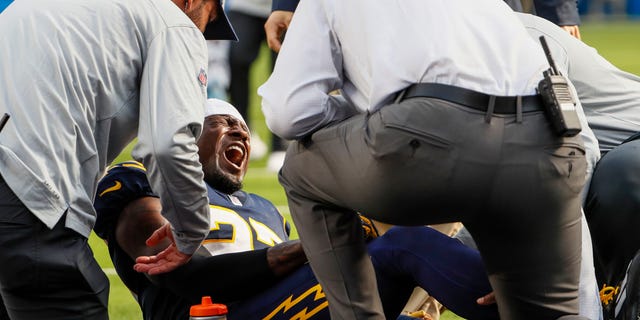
[190,296,228,316]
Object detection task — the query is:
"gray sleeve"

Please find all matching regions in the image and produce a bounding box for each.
[132,26,210,255]
[520,13,601,192]
[539,25,601,195]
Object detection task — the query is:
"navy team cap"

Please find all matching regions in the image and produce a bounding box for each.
[204,0,238,41]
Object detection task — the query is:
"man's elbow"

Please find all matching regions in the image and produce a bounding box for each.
[262,96,320,140]
[263,101,303,140]
[265,116,300,141]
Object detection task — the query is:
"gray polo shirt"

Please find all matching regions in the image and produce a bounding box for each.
[519,13,640,153]
[0,0,211,255]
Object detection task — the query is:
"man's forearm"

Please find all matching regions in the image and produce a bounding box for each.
[267,240,307,276]
[151,248,279,304]
[150,241,308,304]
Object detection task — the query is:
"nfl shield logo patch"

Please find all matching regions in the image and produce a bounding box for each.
[198,68,208,87]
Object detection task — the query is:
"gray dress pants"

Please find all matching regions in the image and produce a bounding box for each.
[279,97,587,319]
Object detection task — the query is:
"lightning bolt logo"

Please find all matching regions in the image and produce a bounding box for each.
[262,284,329,320]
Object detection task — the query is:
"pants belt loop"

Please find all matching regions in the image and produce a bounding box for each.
[485,95,496,123]
[516,96,523,123]
[394,88,408,104]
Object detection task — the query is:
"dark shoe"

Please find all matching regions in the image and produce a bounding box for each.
[609,249,640,320]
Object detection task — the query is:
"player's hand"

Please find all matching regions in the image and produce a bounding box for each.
[133,224,192,275]
[561,25,581,40]
[267,240,307,276]
[359,215,380,242]
[476,291,496,305]
[264,10,293,53]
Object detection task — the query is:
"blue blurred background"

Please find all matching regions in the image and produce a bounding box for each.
[578,0,640,17]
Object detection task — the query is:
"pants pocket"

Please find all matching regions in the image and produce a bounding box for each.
[366,108,453,160]
[364,107,458,196]
[75,237,110,308]
[541,143,587,194]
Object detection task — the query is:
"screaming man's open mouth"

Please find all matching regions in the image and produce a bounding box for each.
[224,145,245,167]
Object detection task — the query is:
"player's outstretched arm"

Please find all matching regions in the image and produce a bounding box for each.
[151,241,307,303]
[119,196,306,302]
[105,196,188,275]
[134,224,192,275]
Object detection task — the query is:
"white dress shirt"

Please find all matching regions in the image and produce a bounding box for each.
[259,0,551,140]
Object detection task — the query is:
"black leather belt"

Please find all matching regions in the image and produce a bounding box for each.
[400,83,544,114]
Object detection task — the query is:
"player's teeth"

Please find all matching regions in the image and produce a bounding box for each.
[228,146,244,156]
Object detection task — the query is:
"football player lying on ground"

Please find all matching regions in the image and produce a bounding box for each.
[94,99,499,320]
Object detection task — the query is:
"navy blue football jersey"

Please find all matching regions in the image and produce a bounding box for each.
[95,160,291,255]
[204,187,291,255]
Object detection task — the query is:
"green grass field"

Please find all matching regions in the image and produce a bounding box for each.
[91,19,640,319]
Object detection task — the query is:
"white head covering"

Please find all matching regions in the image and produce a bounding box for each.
[204,98,247,127]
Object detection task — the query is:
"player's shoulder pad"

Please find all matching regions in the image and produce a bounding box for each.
[93,161,158,240]
[245,191,292,236]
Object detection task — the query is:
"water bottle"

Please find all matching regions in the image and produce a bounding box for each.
[189,296,228,320]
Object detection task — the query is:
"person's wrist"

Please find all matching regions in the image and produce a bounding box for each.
[267,241,307,276]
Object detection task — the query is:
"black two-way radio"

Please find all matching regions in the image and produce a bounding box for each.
[537,36,582,137]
